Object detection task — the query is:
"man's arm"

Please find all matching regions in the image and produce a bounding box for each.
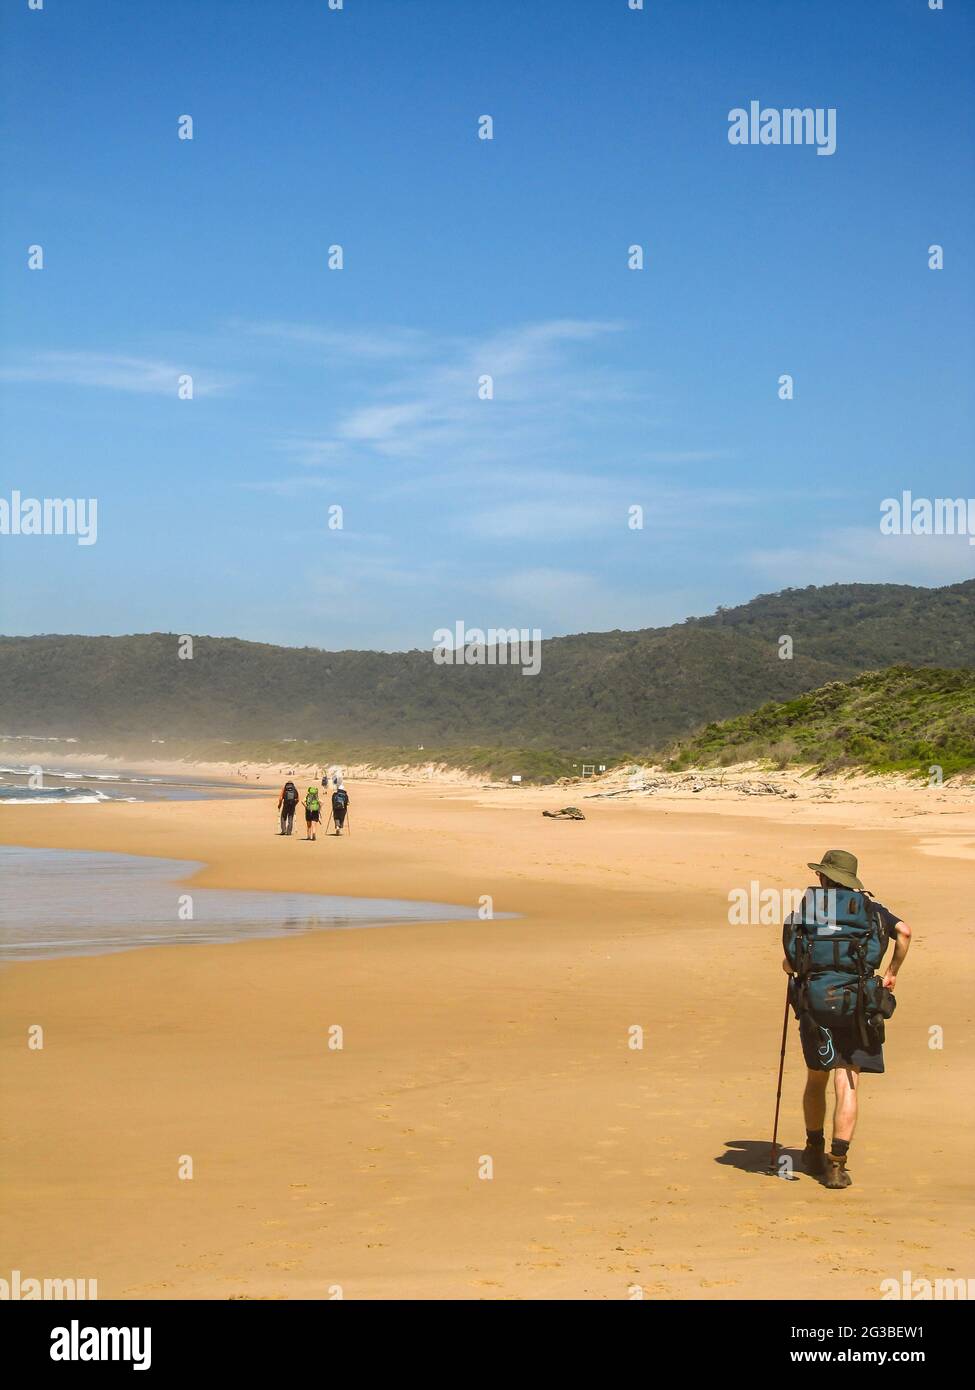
[883,919,911,990]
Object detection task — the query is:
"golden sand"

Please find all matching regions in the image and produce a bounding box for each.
[1,775,972,1300]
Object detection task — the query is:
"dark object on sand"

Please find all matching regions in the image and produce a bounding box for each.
[542,806,585,820]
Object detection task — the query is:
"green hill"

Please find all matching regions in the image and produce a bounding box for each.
[665,667,975,778]
[1,579,973,757]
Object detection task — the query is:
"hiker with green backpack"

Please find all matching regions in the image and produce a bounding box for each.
[302,784,322,841]
[781,850,912,1189]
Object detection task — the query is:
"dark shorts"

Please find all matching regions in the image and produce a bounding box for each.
[306,809,320,822]
[799,1013,884,1074]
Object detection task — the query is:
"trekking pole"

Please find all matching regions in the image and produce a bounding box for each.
[325,812,333,836]
[765,981,793,1175]
[345,811,351,837]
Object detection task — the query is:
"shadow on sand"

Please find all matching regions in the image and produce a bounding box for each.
[716,1139,804,1175]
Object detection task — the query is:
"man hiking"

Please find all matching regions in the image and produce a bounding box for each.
[303,783,322,841]
[277,777,300,836]
[782,849,911,1189]
[331,785,349,835]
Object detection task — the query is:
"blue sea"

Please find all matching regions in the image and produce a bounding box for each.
[0,765,258,805]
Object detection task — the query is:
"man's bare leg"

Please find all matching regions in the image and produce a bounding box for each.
[803,1069,828,1131]
[800,1070,829,1174]
[824,1066,859,1189]
[832,1066,859,1143]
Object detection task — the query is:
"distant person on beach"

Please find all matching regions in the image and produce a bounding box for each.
[277,778,300,836]
[303,784,321,841]
[331,785,349,835]
[782,850,911,1189]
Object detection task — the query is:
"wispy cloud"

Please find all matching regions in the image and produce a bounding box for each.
[483,565,661,632]
[749,527,975,587]
[242,317,659,490]
[329,318,629,460]
[462,475,758,541]
[239,321,745,549]
[0,351,234,396]
[235,321,431,361]
[240,476,339,497]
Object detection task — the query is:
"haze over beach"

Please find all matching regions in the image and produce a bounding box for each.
[1,0,974,1352]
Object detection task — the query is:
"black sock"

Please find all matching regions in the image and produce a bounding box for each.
[830,1138,850,1158]
[805,1129,825,1145]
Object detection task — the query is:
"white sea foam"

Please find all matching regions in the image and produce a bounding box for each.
[0,787,138,805]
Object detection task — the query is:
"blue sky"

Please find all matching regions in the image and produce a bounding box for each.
[2,0,973,650]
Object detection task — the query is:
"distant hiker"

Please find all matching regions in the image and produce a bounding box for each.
[782,849,911,1190]
[303,784,321,841]
[331,786,349,835]
[277,779,300,835]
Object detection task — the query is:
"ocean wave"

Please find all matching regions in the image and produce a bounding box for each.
[0,786,138,805]
[0,765,162,784]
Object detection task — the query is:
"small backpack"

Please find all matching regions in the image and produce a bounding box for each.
[283,782,299,805]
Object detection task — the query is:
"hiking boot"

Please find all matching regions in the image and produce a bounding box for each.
[824,1153,852,1189]
[801,1139,827,1176]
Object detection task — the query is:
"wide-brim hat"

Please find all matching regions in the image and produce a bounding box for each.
[807,849,864,892]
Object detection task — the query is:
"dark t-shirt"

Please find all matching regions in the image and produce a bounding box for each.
[871,901,902,939]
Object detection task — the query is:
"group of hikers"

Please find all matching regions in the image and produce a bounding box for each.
[276,771,350,841]
[779,848,912,1190]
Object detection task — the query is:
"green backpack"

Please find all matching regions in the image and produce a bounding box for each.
[306,787,320,812]
[783,888,893,1042]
